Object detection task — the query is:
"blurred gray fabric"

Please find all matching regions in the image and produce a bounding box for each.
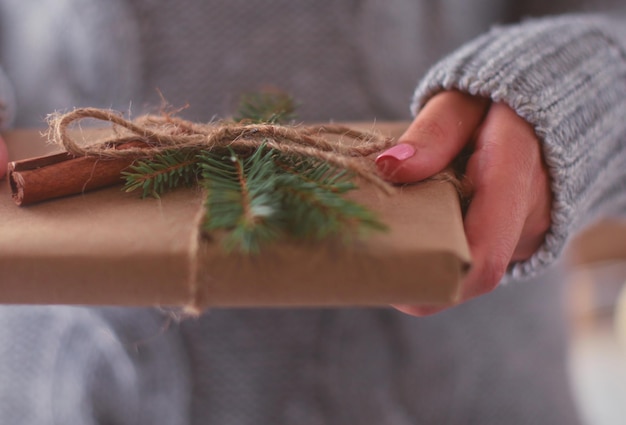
[0,306,190,424]
[0,272,581,425]
[6,0,617,126]
[180,268,580,425]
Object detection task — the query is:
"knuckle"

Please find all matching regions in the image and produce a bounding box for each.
[412,117,450,144]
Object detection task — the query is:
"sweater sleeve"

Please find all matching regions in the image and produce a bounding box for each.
[411,14,626,280]
[0,65,16,130]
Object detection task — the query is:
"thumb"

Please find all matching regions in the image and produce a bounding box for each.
[376,91,489,183]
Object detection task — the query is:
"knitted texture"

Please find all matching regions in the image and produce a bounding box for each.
[412,14,626,280]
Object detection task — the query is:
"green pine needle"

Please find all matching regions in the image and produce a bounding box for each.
[122,149,200,198]
[197,147,386,252]
[198,147,285,254]
[234,91,297,124]
[274,155,388,241]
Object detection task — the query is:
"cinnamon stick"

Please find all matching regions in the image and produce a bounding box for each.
[8,142,146,206]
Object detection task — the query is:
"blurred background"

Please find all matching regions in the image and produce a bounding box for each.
[1,1,625,424]
[566,220,626,425]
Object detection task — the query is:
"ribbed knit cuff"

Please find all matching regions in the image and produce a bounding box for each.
[0,66,16,130]
[412,14,626,279]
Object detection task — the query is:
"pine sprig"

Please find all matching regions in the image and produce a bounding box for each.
[234,91,297,124]
[274,156,387,240]
[275,155,357,194]
[122,149,200,198]
[197,147,285,253]
[196,147,386,252]
[120,93,387,254]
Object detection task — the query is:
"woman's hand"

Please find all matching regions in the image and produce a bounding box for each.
[0,135,8,179]
[376,91,552,316]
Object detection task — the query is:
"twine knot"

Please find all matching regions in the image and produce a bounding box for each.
[47,107,399,194]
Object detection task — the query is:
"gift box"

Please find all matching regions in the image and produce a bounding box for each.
[0,123,470,309]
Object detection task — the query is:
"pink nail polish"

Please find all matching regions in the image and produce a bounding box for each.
[375,143,416,163]
[375,143,416,176]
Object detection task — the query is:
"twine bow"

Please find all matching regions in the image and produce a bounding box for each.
[47,107,399,194]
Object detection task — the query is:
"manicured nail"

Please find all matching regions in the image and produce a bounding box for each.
[376,143,416,162]
[375,143,416,174]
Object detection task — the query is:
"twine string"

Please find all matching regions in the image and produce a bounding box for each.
[47,108,399,194]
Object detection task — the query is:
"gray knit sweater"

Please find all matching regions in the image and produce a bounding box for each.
[0,1,625,424]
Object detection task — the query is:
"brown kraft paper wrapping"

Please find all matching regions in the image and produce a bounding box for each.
[0,123,471,308]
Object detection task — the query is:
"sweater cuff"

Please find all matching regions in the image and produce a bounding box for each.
[412,14,626,279]
[0,66,15,130]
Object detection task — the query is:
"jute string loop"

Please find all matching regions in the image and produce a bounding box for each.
[47,108,399,194]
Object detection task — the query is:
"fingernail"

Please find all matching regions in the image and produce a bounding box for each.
[375,143,416,174]
[376,143,416,162]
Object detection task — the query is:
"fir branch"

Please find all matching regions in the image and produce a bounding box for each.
[117,91,388,254]
[274,156,387,240]
[198,147,386,251]
[198,147,284,254]
[122,149,200,198]
[275,155,357,194]
[234,91,297,124]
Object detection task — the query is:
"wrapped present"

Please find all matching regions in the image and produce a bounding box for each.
[0,122,470,309]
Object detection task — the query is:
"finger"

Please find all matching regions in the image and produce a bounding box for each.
[376,91,489,183]
[461,103,547,299]
[511,153,552,262]
[0,135,7,179]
